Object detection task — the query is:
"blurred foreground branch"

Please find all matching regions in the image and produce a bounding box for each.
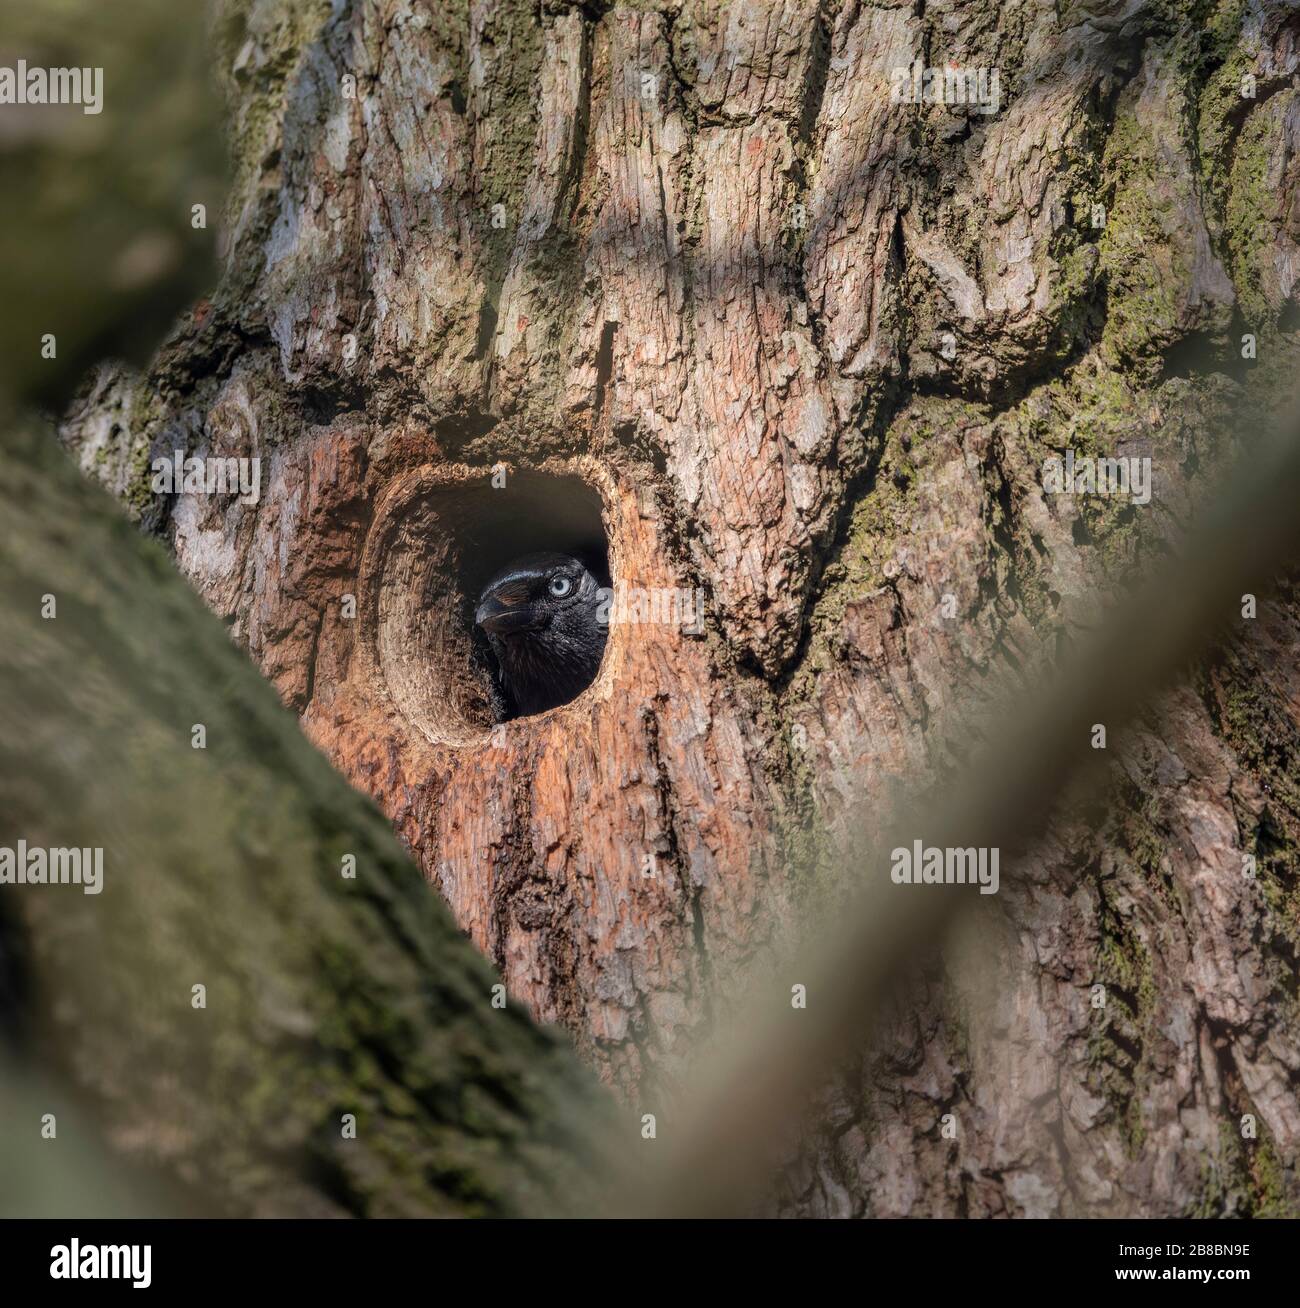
[0,416,626,1216]
[639,394,1300,1216]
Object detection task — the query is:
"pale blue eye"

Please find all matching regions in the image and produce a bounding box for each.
[549,576,573,598]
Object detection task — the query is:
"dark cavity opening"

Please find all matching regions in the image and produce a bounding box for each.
[370,469,609,744]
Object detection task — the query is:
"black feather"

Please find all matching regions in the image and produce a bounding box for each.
[475,551,607,719]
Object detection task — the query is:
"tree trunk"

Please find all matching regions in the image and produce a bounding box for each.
[62,0,1300,1216]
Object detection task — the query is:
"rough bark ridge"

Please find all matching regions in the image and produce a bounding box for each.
[63,0,1300,1215]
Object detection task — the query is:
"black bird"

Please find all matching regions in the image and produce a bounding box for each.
[474,551,608,719]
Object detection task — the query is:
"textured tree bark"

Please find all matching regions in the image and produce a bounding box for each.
[63,0,1300,1216]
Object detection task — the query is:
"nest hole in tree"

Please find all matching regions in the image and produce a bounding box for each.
[368,468,610,746]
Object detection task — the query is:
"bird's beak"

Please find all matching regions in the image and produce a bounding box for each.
[475,594,540,636]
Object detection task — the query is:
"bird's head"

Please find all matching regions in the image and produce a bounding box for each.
[474,552,608,717]
[474,552,603,638]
